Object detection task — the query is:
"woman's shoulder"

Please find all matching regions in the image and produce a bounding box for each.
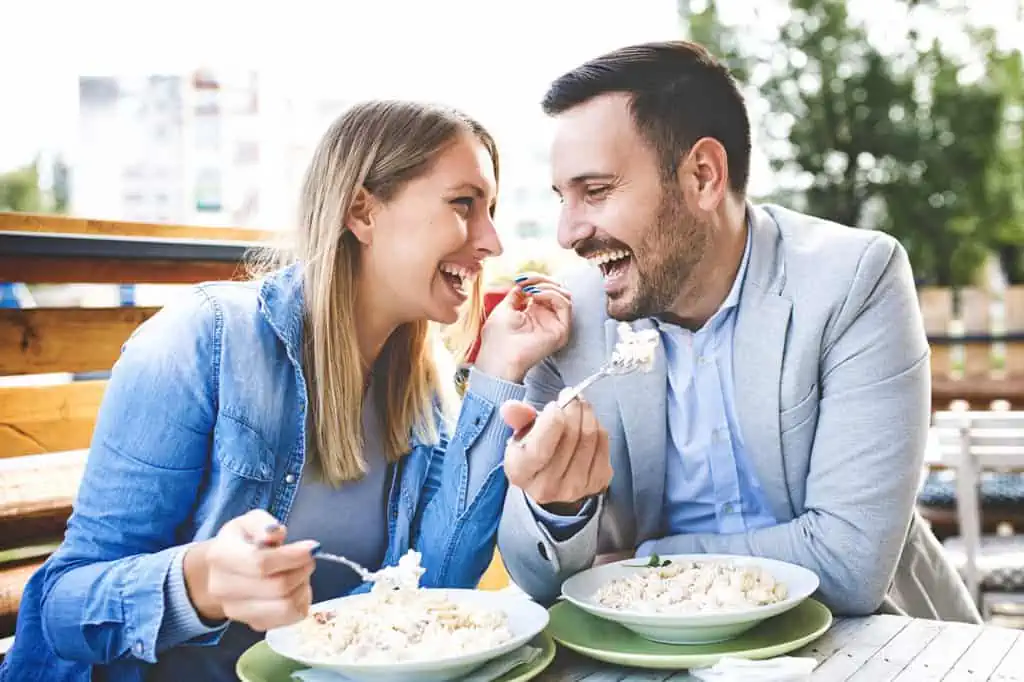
[122,280,268,366]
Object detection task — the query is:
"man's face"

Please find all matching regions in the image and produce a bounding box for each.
[551,93,710,320]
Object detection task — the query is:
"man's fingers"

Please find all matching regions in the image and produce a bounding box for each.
[561,401,600,500]
[548,397,585,482]
[505,402,565,486]
[586,426,613,494]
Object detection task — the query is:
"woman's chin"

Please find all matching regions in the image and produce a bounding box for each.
[423,302,461,326]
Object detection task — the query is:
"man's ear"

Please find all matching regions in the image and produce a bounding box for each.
[346,187,376,245]
[676,137,729,212]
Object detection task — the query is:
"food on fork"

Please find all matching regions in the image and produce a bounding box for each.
[596,559,789,614]
[612,322,659,372]
[294,550,513,664]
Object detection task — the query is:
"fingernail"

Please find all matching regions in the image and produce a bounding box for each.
[309,542,322,556]
[265,523,282,534]
[523,286,540,294]
[514,275,529,283]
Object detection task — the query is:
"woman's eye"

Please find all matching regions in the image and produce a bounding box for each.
[586,186,610,199]
[451,197,474,215]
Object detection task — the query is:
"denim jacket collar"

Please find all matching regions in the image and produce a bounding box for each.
[257,263,306,361]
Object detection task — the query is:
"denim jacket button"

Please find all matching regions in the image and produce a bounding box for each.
[284,473,297,484]
[133,641,144,656]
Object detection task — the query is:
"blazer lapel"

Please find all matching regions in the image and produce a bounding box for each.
[734,205,795,522]
[608,318,668,542]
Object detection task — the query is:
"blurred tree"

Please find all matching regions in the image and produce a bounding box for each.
[0,161,43,212]
[0,157,71,214]
[680,0,1024,289]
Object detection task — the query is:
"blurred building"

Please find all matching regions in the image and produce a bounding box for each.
[74,70,263,227]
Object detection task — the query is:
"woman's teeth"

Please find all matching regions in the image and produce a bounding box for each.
[439,263,476,293]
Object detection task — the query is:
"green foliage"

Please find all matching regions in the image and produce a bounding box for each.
[0,161,43,212]
[681,0,1024,287]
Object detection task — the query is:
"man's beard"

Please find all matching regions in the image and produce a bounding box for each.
[611,186,709,321]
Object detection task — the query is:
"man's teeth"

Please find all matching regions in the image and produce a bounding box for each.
[587,249,630,267]
[439,263,476,285]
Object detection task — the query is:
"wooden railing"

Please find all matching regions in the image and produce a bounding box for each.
[0,212,269,639]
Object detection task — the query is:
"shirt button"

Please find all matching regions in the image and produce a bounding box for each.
[284,474,297,484]
[133,641,144,656]
[723,503,735,514]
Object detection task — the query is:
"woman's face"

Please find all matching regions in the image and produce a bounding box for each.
[359,133,501,325]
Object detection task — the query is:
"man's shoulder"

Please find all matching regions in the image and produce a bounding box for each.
[758,203,908,298]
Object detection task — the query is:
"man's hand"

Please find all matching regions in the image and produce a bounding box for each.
[501,390,612,513]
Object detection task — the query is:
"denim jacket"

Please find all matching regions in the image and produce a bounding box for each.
[0,266,525,682]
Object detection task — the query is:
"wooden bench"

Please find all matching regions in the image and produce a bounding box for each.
[0,212,268,643]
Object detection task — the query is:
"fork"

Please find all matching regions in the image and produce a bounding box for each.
[556,354,645,408]
[556,330,660,408]
[312,548,379,582]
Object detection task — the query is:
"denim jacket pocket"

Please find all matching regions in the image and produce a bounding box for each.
[212,413,276,482]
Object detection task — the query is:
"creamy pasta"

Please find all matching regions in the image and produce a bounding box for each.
[596,559,789,613]
[613,322,659,371]
[295,550,513,663]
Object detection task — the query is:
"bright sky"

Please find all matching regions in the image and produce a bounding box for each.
[0,0,680,169]
[1,0,1020,198]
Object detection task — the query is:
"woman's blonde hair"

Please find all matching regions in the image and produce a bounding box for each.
[255,100,497,486]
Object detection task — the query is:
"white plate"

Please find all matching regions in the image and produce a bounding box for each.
[265,589,549,682]
[560,554,820,645]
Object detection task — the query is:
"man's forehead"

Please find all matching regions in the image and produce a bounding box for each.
[551,94,642,184]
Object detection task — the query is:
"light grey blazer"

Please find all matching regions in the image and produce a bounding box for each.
[497,203,980,623]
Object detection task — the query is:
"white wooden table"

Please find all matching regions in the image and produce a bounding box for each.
[536,615,1024,680]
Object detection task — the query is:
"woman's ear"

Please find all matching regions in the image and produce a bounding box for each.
[346,187,376,245]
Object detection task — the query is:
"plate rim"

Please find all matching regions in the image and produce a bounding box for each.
[546,597,833,670]
[263,589,550,674]
[235,631,559,682]
[560,553,821,625]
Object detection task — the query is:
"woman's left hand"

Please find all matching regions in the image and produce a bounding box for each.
[473,273,572,383]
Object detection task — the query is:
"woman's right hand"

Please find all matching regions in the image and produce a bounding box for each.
[183,509,318,631]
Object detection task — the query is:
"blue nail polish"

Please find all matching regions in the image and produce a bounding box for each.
[524,286,540,294]
[514,275,529,283]
[309,542,322,556]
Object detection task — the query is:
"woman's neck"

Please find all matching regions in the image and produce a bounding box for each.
[353,275,403,374]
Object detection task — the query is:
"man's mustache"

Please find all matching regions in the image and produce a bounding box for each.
[575,237,633,259]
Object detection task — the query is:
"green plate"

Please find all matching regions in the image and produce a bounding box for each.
[235,632,557,682]
[547,598,832,670]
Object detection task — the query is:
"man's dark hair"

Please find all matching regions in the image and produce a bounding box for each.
[543,41,751,195]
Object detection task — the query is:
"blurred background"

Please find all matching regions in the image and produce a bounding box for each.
[2,0,1024,644]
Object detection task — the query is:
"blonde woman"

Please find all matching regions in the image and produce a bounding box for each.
[1,101,578,682]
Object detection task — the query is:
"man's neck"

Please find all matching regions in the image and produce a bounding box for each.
[666,203,748,330]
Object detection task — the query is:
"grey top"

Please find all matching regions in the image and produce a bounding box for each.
[150,382,389,680]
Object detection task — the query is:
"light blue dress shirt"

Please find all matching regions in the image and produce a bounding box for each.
[534,224,777,547]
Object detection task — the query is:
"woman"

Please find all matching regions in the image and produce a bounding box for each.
[0,101,571,681]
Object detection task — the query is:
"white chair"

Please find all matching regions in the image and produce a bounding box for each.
[931,410,1024,618]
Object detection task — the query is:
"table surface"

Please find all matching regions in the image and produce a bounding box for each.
[535,614,1024,681]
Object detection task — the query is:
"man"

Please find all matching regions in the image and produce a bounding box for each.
[496,40,979,622]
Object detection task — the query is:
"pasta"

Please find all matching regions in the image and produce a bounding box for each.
[613,322,659,371]
[295,550,513,664]
[596,559,789,613]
